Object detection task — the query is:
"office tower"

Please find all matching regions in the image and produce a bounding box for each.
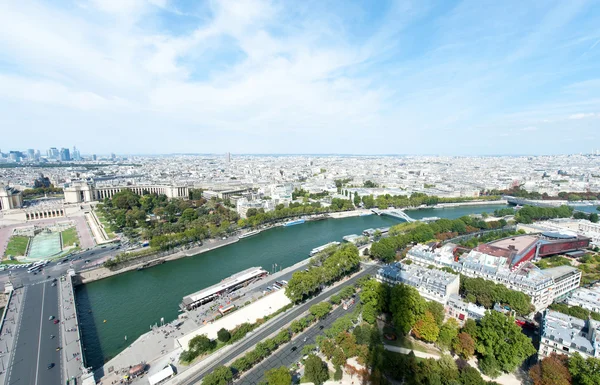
[226,152,231,163]
[48,147,59,159]
[60,148,71,161]
[92,154,97,161]
[111,153,116,160]
[27,149,35,160]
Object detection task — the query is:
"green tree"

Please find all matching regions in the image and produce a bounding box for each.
[353,192,361,207]
[189,334,215,354]
[477,311,536,373]
[389,284,426,334]
[310,302,332,320]
[427,301,445,327]
[569,353,600,385]
[412,311,439,342]
[437,318,459,351]
[265,366,292,385]
[217,328,231,343]
[459,365,485,385]
[202,366,233,385]
[304,355,329,385]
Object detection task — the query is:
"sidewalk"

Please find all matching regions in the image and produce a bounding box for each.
[58,274,84,383]
[0,288,25,385]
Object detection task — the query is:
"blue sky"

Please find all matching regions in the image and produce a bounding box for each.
[1,0,600,155]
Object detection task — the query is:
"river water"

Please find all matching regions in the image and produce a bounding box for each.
[77,204,508,368]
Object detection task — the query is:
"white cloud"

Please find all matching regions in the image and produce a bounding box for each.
[568,112,597,119]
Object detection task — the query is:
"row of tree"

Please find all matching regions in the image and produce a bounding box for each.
[21,186,63,197]
[284,244,360,302]
[238,198,354,228]
[514,205,573,223]
[549,303,600,322]
[573,211,599,223]
[359,192,502,210]
[460,275,534,316]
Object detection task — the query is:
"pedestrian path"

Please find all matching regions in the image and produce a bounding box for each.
[0,288,25,385]
[58,273,85,383]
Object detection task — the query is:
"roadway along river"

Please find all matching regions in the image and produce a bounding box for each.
[76,204,508,368]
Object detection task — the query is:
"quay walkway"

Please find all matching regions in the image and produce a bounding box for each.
[58,270,90,384]
[0,288,24,385]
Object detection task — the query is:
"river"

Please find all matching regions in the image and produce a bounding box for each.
[77,204,508,368]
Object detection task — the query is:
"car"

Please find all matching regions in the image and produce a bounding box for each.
[319,325,324,330]
[52,278,57,282]
[84,260,90,263]
[53,319,59,324]
[47,275,51,279]
[47,363,55,370]
[49,316,55,320]
[303,337,308,342]
[291,346,297,352]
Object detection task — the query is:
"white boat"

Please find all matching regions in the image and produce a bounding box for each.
[310,241,340,256]
[239,230,261,239]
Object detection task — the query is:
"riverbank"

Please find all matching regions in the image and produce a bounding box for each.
[431,199,507,209]
[78,236,240,284]
[327,209,372,218]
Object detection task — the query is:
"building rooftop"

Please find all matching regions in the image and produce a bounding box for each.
[543,310,599,355]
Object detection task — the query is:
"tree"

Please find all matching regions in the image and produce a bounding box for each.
[529,353,571,385]
[389,284,426,334]
[217,328,231,343]
[304,354,329,385]
[569,353,600,385]
[453,332,476,359]
[427,301,445,327]
[437,318,459,351]
[478,354,501,378]
[310,302,332,320]
[477,311,536,372]
[333,365,343,381]
[189,334,215,354]
[459,365,485,385]
[202,366,233,385]
[413,311,439,342]
[265,366,292,385]
[353,192,361,207]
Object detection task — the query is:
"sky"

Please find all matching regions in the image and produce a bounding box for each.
[1,0,600,156]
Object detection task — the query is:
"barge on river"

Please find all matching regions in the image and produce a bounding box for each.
[180,267,268,311]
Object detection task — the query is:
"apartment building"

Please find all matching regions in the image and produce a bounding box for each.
[566,286,600,313]
[445,294,487,324]
[376,262,460,304]
[407,244,581,311]
[539,310,600,359]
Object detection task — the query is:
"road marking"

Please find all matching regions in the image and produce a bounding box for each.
[34,282,46,385]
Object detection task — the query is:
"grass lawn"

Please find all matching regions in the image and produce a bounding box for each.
[3,236,29,257]
[381,324,440,355]
[94,210,116,238]
[61,228,79,247]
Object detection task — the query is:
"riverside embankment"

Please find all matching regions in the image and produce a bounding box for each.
[76,203,508,368]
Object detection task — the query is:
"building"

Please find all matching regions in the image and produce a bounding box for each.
[59,148,71,161]
[269,183,293,201]
[566,286,600,313]
[0,184,23,211]
[64,181,189,203]
[376,262,460,304]
[47,147,59,159]
[445,294,487,324]
[407,243,582,311]
[539,310,600,359]
[27,149,35,160]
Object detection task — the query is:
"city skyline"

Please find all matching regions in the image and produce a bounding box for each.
[1,1,600,155]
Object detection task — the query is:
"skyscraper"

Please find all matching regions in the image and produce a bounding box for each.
[60,148,71,161]
[27,149,35,160]
[226,152,231,163]
[48,147,59,159]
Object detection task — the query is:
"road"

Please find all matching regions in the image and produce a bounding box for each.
[176,265,378,385]
[6,281,61,385]
[240,300,355,385]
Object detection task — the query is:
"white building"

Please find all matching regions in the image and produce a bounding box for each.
[376,262,460,304]
[407,244,581,311]
[566,286,600,313]
[445,294,487,324]
[0,184,23,211]
[539,310,600,359]
[269,183,293,201]
[64,181,189,203]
